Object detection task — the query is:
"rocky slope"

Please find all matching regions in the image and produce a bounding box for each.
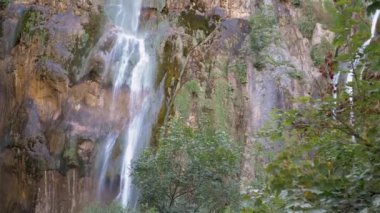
[0,0,330,212]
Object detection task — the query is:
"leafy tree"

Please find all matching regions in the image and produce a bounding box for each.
[243,1,380,212]
[133,118,240,212]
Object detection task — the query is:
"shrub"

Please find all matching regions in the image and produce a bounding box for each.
[287,70,303,79]
[21,9,49,44]
[249,8,277,53]
[297,2,318,39]
[249,7,277,70]
[297,15,316,39]
[133,118,240,212]
[310,39,334,65]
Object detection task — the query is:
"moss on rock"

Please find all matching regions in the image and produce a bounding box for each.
[178,10,215,36]
[21,9,48,44]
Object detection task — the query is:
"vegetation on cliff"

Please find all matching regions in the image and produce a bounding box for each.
[131,1,380,212]
[242,1,380,212]
[133,118,240,212]
[1,0,380,212]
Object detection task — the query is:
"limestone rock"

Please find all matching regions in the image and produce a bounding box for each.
[312,23,335,45]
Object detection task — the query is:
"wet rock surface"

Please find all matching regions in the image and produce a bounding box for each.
[0,0,328,212]
[0,1,112,212]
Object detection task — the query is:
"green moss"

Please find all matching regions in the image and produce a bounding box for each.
[68,10,105,81]
[174,83,193,118]
[63,147,79,168]
[178,10,215,36]
[21,9,49,44]
[212,79,230,132]
[232,61,247,84]
[151,104,168,147]
[160,40,181,91]
[0,0,11,10]
[199,79,231,132]
[287,70,303,80]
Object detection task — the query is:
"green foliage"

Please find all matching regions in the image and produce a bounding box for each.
[0,0,11,10]
[212,79,232,131]
[68,11,104,77]
[297,15,315,39]
[366,0,380,14]
[296,1,326,39]
[249,8,277,53]
[63,147,79,168]
[248,92,380,211]
[178,10,215,35]
[287,70,303,80]
[291,0,301,7]
[82,202,126,213]
[233,61,247,84]
[183,79,200,95]
[133,118,240,212]
[21,9,49,45]
[310,39,334,65]
[174,81,196,119]
[249,7,277,70]
[244,1,380,212]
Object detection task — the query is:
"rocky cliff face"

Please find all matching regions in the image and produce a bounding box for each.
[156,0,329,188]
[0,0,330,212]
[0,0,112,212]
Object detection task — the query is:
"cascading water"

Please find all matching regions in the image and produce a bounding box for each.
[359,10,380,80]
[332,10,380,123]
[93,0,164,208]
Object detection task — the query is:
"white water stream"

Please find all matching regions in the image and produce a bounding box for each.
[94,0,164,208]
[332,10,380,123]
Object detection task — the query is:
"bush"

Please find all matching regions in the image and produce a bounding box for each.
[249,8,277,53]
[310,39,334,65]
[297,2,317,39]
[243,2,380,211]
[133,118,240,212]
[249,8,277,70]
[297,16,316,39]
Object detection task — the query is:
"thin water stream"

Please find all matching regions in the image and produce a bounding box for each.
[332,10,380,124]
[93,0,164,208]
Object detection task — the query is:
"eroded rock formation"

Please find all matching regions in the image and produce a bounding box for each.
[0,0,332,212]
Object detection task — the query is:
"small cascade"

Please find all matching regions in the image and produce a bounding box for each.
[96,133,118,197]
[332,10,380,124]
[359,10,380,79]
[94,0,164,209]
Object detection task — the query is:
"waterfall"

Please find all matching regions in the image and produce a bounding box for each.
[94,0,164,208]
[359,10,380,80]
[332,10,380,123]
